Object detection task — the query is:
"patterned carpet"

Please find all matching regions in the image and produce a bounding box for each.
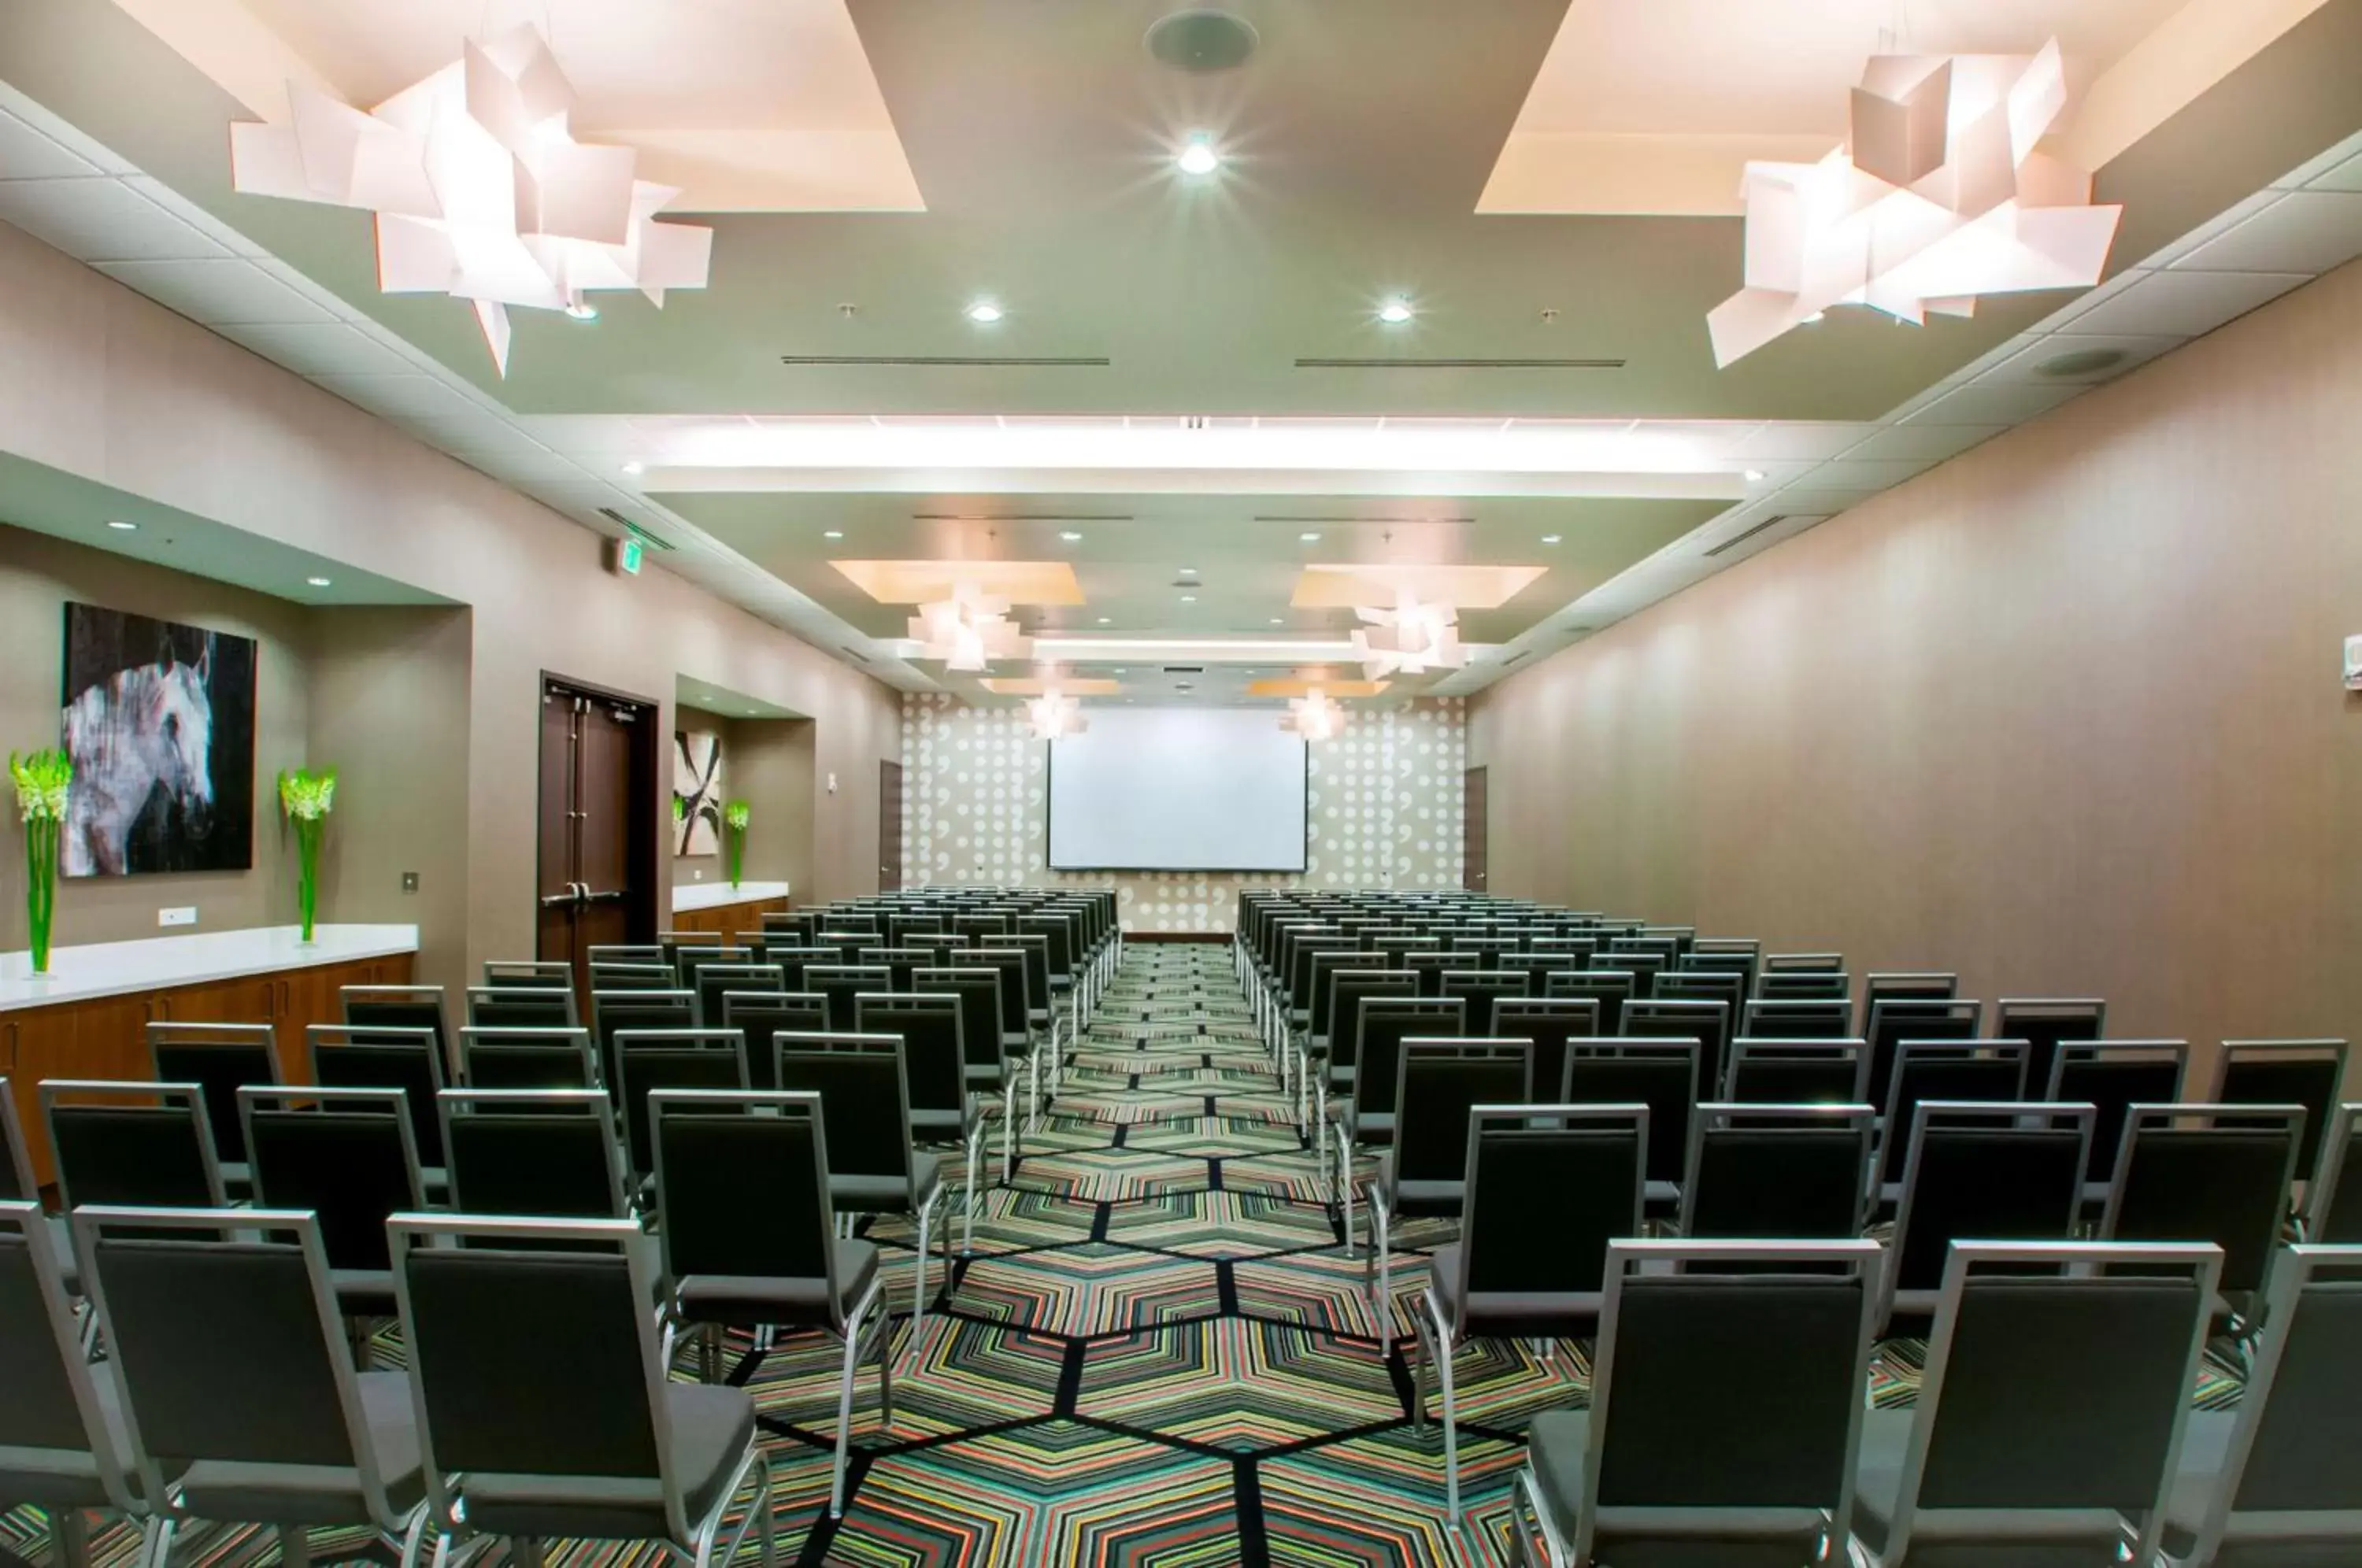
[2,943,2245,1567]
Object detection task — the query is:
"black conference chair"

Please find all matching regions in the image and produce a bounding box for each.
[40,1081,228,1220]
[1851,1240,2221,1567]
[916,966,1023,1185]
[1365,1039,1531,1338]
[1512,1238,1883,1567]
[465,985,579,1032]
[339,986,451,1075]
[0,1079,79,1291]
[1560,1038,1698,1219]
[482,960,574,991]
[1875,1040,2031,1198]
[2101,1102,2305,1332]
[238,1086,425,1331]
[1679,1101,1875,1244]
[1324,997,1467,1252]
[2308,1104,2362,1243]
[438,1089,633,1224]
[1316,970,1420,1167]
[1725,1036,1870,1104]
[1863,997,1982,1110]
[616,1030,750,1192]
[1756,969,1850,1002]
[773,1033,947,1326]
[857,993,987,1253]
[1489,997,1599,1115]
[457,1025,600,1091]
[588,962,679,994]
[146,1022,279,1199]
[387,1209,779,1561]
[1413,1104,1647,1517]
[2049,1039,2190,1208]
[2216,1039,2349,1187]
[1739,997,1853,1040]
[1879,1100,2093,1335]
[309,1023,450,1200]
[1994,997,2105,1108]
[719,991,830,1090]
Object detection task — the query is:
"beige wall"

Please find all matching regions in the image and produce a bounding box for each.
[1471,258,2362,1080]
[901,693,1471,932]
[0,220,901,977]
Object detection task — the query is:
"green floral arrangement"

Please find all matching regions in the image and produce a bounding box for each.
[724,799,750,889]
[278,766,337,944]
[9,749,72,975]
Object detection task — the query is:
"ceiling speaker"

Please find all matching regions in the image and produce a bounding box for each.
[1146,10,1260,72]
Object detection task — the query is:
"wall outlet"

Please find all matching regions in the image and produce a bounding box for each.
[827,771,838,794]
[693,869,703,881]
[158,907,197,928]
[402,871,420,893]
[2346,634,2362,690]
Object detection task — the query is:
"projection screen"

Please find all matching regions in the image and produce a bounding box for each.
[1047,707,1309,871]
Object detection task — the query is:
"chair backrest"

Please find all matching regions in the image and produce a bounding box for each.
[239,1087,424,1271]
[309,1023,446,1167]
[1993,998,2104,1104]
[1602,949,1665,997]
[1880,1240,2221,1568]
[2312,1105,2362,1243]
[1620,998,1732,1097]
[439,1089,629,1219]
[1571,1238,1883,1567]
[1390,1040,1532,1191]
[1401,950,1455,997]
[961,949,1032,1034]
[588,962,678,993]
[687,963,782,1030]
[1887,1101,2094,1303]
[590,989,696,1097]
[1286,936,1351,1009]
[80,1205,410,1528]
[1544,968,1632,1030]
[1330,971,1417,1071]
[467,985,579,1032]
[388,1212,694,1544]
[2048,1039,2190,1184]
[1309,953,1382,1041]
[340,985,450,1070]
[483,960,574,990]
[1862,971,1959,1019]
[616,1030,750,1180]
[1019,916,1074,983]
[1762,952,1844,975]
[1725,1037,1868,1104]
[773,1032,916,1185]
[146,1021,280,1164]
[2181,1243,2362,1559]
[1863,997,1982,1107]
[1353,998,1468,1120]
[1487,997,1599,1101]
[1450,1105,1645,1307]
[802,964,891,1033]
[459,1025,599,1091]
[650,1091,846,1319]
[718,991,829,1089]
[1877,1040,2031,1185]
[853,948,928,991]
[41,1081,225,1213]
[2217,1039,2349,1182]
[1680,1103,1875,1242]
[0,1078,37,1202]
[1656,970,1744,1026]
[1755,969,1850,1001]
[916,967,1005,1074]
[1440,971,1532,1037]
[856,993,967,1117]
[1739,998,1853,1040]
[1560,1038,1700,1185]
[2104,1103,2304,1297]
[1007,934,1055,1020]
[588,945,668,968]
[0,1200,137,1512]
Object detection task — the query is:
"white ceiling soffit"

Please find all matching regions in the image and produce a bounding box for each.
[0,80,935,692]
[1435,125,2362,693]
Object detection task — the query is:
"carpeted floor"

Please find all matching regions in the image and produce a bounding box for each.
[3,942,2245,1567]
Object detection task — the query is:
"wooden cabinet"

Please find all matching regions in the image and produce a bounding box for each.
[670,895,790,938]
[0,950,415,1189]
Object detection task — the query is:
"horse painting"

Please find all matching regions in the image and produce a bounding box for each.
[61,605,256,878]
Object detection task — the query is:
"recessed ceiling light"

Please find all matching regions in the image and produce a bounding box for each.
[1180,594,1197,603]
[306,576,332,588]
[1113,668,1127,675]
[1175,135,1221,176]
[1061,531,1083,542]
[1743,469,1766,482]
[1377,298,1414,324]
[621,460,644,475]
[564,301,598,322]
[1098,616,1112,624]
[824,530,844,539]
[1541,534,1562,544]
[106,520,139,531]
[1298,531,1321,542]
[1179,566,1198,575]
[966,300,1005,324]
[1269,617,1283,625]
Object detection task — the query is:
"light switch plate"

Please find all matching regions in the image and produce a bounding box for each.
[402,871,420,893]
[158,907,197,927]
[2345,634,2362,690]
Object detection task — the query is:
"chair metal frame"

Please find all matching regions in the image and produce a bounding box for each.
[1364,1037,1532,1342]
[2307,1103,2362,1241]
[856,991,987,1256]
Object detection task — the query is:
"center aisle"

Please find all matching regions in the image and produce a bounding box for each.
[750,940,1584,1566]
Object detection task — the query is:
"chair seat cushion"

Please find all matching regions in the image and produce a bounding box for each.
[1374,1152,1462,1216]
[831,1152,942,1213]
[675,1239,879,1328]
[460,1382,755,1542]
[175,1370,424,1528]
[1528,1407,1595,1529]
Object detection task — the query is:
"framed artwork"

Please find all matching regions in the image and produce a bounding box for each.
[674,727,723,856]
[60,602,258,877]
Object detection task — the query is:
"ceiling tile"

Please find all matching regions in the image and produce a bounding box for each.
[0,108,100,180]
[2175,190,2362,276]
[2038,267,2153,330]
[2136,191,2284,269]
[310,372,501,423]
[216,321,420,377]
[1723,422,1868,461]
[2064,270,2310,338]
[1819,455,1941,487]
[1838,423,2008,463]
[2308,151,2362,193]
[1980,332,2185,385]
[2279,133,2362,190]
[94,257,339,326]
[1898,380,2086,426]
[0,176,231,262]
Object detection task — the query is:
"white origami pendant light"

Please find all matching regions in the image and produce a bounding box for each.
[228,24,713,376]
[1281,690,1349,742]
[907,583,1033,672]
[1351,590,1467,681]
[1708,39,2120,367]
[1024,688,1088,740]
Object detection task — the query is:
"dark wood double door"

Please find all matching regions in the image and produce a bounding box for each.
[538,677,658,988]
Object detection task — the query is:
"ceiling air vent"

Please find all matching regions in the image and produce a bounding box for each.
[1292,357,1626,371]
[598,509,676,551]
[839,645,872,665]
[779,355,1110,368]
[1252,513,1475,526]
[1163,666,1205,675]
[1704,513,1829,559]
[913,511,1133,523]
[1498,650,1532,668]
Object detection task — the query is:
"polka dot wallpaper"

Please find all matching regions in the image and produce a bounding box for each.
[898,694,1470,932]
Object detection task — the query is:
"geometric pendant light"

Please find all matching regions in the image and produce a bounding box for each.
[228,25,713,377]
[906,583,1034,672]
[1279,688,1349,742]
[1350,590,1468,681]
[1707,39,2120,368]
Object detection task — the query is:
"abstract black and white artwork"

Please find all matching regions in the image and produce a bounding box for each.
[674,727,723,856]
[60,603,257,878]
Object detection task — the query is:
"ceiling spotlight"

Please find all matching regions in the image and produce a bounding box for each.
[966,300,1005,324]
[564,300,599,322]
[106,520,139,532]
[1175,135,1222,176]
[306,576,332,588]
[1060,531,1084,542]
[1298,531,1321,542]
[1180,594,1198,603]
[621,460,644,475]
[1270,617,1284,625]
[824,530,845,540]
[1098,616,1113,625]
[1744,469,1766,482]
[1541,534,1562,544]
[1377,298,1414,325]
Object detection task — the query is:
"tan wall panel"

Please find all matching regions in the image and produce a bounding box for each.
[1472,258,2362,1082]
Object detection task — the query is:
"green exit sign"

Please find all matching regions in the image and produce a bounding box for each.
[609,536,643,576]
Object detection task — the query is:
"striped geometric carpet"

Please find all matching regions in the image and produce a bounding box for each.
[2,942,2243,1566]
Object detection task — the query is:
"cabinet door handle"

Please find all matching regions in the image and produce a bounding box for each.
[3,1021,17,1072]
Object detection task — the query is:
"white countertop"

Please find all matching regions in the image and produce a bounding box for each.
[0,924,420,1012]
[672,880,790,913]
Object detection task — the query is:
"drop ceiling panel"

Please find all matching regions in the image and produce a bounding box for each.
[1897,380,2088,427]
[1838,423,2008,463]
[2068,269,2312,337]
[0,106,99,179]
[2177,190,2362,275]
[0,176,231,261]
[216,321,420,378]
[94,257,339,326]
[2308,151,2362,192]
[1980,332,2187,384]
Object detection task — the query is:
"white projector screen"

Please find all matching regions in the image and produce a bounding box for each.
[1049,707,1309,871]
